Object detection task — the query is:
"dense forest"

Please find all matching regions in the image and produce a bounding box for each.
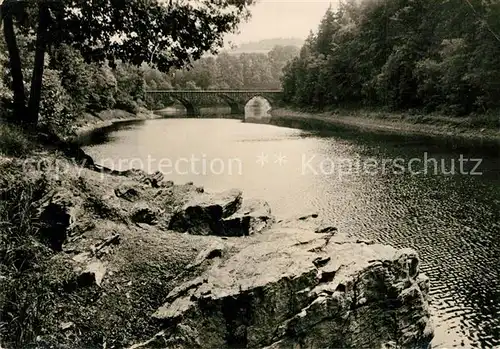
[146,45,299,90]
[0,38,297,134]
[0,40,147,133]
[282,0,500,116]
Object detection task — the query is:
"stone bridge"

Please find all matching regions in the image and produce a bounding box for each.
[144,89,283,116]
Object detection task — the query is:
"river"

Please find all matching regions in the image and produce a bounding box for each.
[81,117,499,348]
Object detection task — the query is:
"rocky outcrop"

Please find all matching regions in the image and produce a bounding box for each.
[131,203,162,225]
[151,229,433,349]
[36,188,84,251]
[168,191,274,236]
[0,155,433,349]
[168,189,243,235]
[277,212,338,235]
[221,199,275,236]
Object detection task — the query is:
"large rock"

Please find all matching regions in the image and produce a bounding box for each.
[37,189,83,251]
[221,199,275,236]
[3,156,433,349]
[168,189,243,235]
[277,212,337,235]
[169,193,274,237]
[152,229,434,349]
[131,202,162,225]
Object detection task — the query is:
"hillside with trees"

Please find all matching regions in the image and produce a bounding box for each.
[229,37,304,53]
[144,45,299,91]
[282,0,500,118]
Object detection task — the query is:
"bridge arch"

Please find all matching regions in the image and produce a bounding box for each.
[243,95,274,107]
[244,96,273,120]
[218,94,276,116]
[170,95,200,117]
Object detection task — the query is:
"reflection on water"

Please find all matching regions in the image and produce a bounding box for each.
[82,118,500,348]
[154,105,234,118]
[74,120,146,146]
[244,96,272,121]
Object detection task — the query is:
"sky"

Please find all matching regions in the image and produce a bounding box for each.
[226,0,337,45]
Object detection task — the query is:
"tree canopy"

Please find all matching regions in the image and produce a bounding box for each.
[282,0,500,116]
[0,0,254,125]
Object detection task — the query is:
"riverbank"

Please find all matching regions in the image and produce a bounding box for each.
[0,123,434,348]
[270,108,500,142]
[72,108,162,136]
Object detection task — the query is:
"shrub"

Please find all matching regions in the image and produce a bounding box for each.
[0,41,13,120]
[0,123,36,157]
[38,69,75,137]
[114,98,140,114]
[49,45,93,115]
[88,65,118,111]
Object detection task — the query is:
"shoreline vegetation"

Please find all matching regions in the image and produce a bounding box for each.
[72,108,162,137]
[278,0,500,151]
[270,108,500,143]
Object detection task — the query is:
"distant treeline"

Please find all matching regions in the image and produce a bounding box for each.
[145,45,299,91]
[230,38,304,52]
[282,0,500,116]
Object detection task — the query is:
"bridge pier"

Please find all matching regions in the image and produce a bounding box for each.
[175,97,200,117]
[185,104,201,117]
[230,104,245,115]
[219,95,244,115]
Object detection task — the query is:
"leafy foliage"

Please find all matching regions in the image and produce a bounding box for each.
[49,44,93,113]
[38,68,74,134]
[0,43,13,119]
[87,65,118,112]
[10,0,253,71]
[0,123,37,157]
[282,0,500,115]
[1,0,254,125]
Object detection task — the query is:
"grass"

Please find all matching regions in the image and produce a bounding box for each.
[376,111,500,129]
[0,123,38,157]
[0,122,65,346]
[0,160,79,348]
[0,162,53,346]
[0,154,198,347]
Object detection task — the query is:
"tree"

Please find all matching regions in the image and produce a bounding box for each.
[282,0,500,115]
[114,63,145,112]
[315,5,337,56]
[268,45,299,87]
[49,44,93,113]
[0,0,254,126]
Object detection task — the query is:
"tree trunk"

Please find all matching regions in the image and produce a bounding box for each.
[2,3,26,122]
[27,3,50,126]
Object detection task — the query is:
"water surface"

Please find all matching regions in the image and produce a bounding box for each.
[82,118,500,348]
